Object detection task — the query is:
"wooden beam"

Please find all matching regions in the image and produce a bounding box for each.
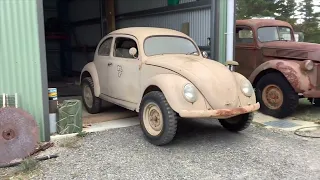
[106,0,116,33]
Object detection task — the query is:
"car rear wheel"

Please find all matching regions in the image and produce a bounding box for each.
[81,77,101,114]
[219,113,253,132]
[255,72,299,118]
[139,91,178,146]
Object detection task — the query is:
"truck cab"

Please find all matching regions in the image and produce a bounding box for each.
[235,19,320,118]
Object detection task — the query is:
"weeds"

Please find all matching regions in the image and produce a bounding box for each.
[18,158,38,173]
[76,131,88,138]
[58,137,82,148]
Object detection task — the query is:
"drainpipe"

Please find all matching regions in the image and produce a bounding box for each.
[226,0,235,69]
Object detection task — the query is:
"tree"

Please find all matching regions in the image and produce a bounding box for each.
[274,0,297,24]
[295,0,320,43]
[236,0,277,19]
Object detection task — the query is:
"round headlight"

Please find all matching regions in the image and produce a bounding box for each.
[241,80,254,97]
[304,60,314,71]
[183,83,197,103]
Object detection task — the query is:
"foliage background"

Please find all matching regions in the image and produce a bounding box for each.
[236,0,320,43]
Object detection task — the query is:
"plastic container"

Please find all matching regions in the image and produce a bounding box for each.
[57,99,82,134]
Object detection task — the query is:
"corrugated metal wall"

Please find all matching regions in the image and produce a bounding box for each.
[116,3,211,46]
[115,0,197,14]
[0,0,47,140]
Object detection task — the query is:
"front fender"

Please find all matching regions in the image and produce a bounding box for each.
[138,74,208,113]
[249,60,310,92]
[80,62,101,97]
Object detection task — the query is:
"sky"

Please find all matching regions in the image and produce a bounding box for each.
[294,0,320,23]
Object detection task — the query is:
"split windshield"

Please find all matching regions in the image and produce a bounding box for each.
[257,26,293,42]
[144,36,199,56]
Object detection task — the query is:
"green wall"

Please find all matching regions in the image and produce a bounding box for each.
[0,0,49,141]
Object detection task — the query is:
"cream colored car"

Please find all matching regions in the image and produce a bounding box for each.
[80,27,260,146]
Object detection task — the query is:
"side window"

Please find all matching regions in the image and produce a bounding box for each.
[114,37,139,59]
[236,26,254,45]
[98,38,113,56]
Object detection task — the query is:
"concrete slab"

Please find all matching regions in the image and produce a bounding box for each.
[51,117,139,140]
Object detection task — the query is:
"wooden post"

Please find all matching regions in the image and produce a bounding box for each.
[106,0,116,33]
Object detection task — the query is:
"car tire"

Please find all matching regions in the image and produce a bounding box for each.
[255,72,299,118]
[81,77,101,114]
[139,91,178,146]
[219,113,253,132]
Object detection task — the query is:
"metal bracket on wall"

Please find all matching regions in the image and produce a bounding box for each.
[2,93,18,108]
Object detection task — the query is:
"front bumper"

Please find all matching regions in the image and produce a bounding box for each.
[179,102,260,119]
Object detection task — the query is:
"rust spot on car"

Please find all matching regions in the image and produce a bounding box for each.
[275,62,299,89]
[215,107,248,117]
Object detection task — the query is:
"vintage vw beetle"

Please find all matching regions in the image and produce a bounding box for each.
[80,27,260,145]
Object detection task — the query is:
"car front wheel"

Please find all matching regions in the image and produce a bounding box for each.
[139,91,178,146]
[219,113,253,132]
[81,77,101,114]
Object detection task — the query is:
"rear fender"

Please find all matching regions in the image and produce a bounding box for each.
[249,60,310,92]
[80,62,101,97]
[137,74,208,113]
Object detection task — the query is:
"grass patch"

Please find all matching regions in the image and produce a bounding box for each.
[58,137,82,148]
[76,131,88,138]
[292,110,320,123]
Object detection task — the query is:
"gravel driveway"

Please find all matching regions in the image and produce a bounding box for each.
[3,118,320,180]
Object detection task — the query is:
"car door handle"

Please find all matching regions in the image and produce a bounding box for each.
[108,62,113,66]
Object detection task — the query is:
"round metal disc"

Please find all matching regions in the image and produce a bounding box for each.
[0,107,39,165]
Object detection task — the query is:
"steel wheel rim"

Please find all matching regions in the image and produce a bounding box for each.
[83,84,93,108]
[143,102,163,136]
[262,84,284,110]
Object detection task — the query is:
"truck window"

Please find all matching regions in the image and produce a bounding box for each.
[236,27,254,44]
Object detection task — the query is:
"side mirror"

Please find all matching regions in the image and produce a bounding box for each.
[202,51,208,58]
[225,60,239,71]
[129,47,138,58]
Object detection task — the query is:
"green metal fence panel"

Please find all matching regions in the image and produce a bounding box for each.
[0,0,49,141]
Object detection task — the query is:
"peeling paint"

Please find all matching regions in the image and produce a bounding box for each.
[275,62,299,89]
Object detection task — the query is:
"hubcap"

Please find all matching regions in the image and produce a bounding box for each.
[143,102,163,136]
[83,85,93,108]
[262,84,284,110]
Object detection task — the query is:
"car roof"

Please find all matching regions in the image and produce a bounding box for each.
[236,19,293,29]
[109,27,190,40]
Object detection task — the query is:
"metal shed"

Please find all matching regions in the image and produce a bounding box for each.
[0,0,234,142]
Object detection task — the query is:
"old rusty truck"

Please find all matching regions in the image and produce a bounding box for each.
[235,19,320,118]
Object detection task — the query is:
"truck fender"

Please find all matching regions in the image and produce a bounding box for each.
[249,60,309,92]
[137,74,207,113]
[80,62,101,97]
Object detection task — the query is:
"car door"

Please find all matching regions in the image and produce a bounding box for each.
[94,36,114,95]
[235,26,258,78]
[107,35,141,104]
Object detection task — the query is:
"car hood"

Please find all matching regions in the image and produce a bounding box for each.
[261,41,320,62]
[145,55,241,109]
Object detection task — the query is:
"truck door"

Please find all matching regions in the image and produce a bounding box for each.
[235,26,258,78]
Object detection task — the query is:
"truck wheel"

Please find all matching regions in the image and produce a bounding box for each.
[139,91,178,146]
[255,72,299,118]
[219,113,253,132]
[81,77,101,114]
